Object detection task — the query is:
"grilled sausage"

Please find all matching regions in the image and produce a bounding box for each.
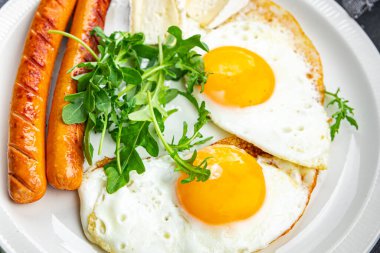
[46,0,111,190]
[8,0,77,203]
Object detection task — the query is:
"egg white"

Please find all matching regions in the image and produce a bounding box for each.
[195,20,331,169]
[79,154,316,253]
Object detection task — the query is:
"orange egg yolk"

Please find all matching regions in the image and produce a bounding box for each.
[203,46,275,107]
[176,145,266,225]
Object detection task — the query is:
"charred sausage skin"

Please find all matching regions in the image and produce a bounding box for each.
[8,0,77,203]
[46,0,111,190]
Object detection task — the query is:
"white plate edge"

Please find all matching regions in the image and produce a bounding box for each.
[302,1,380,252]
[0,1,43,253]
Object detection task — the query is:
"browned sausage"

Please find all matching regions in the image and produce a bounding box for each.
[47,0,111,190]
[8,0,77,204]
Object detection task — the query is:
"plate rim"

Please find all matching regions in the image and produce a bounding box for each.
[0,0,379,252]
[301,0,380,252]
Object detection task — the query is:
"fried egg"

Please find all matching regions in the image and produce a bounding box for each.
[79,143,317,253]
[191,2,331,169]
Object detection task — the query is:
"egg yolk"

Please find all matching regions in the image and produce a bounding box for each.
[203,46,275,107]
[176,145,266,225]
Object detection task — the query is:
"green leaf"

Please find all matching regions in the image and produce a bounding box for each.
[325,88,359,141]
[75,72,93,92]
[84,90,95,112]
[164,26,208,59]
[91,26,109,44]
[105,122,158,193]
[108,62,123,87]
[104,163,128,194]
[129,90,168,122]
[133,91,148,105]
[64,91,86,103]
[62,101,87,124]
[133,44,158,60]
[166,26,208,51]
[69,62,97,73]
[96,89,111,114]
[159,89,178,105]
[169,92,211,151]
[128,107,151,122]
[121,67,142,85]
[121,121,159,157]
[346,116,359,130]
[84,115,95,165]
[88,112,97,124]
[104,149,145,193]
[154,108,165,132]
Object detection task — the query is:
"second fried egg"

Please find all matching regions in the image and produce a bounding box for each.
[79,144,317,253]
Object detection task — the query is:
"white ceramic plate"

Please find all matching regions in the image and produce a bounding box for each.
[1,0,380,252]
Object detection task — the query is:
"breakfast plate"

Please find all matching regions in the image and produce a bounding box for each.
[0,0,380,252]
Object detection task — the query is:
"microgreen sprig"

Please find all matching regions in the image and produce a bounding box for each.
[325,88,358,140]
[51,26,212,193]
[147,92,210,183]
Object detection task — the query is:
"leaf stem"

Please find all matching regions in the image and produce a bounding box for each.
[116,126,123,174]
[141,64,170,80]
[48,30,99,61]
[117,84,135,98]
[84,120,94,165]
[158,37,164,65]
[98,115,108,155]
[147,92,174,154]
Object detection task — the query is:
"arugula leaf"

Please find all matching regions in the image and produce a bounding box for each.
[62,92,87,124]
[105,121,159,192]
[133,44,158,60]
[64,91,86,103]
[84,89,95,112]
[68,62,97,73]
[120,121,159,157]
[164,26,208,59]
[104,149,145,193]
[120,67,142,85]
[171,93,212,151]
[96,89,111,113]
[325,88,359,140]
[91,26,109,43]
[72,72,93,92]
[159,88,178,105]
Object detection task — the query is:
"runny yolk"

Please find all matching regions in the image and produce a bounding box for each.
[203,46,275,107]
[176,145,266,225]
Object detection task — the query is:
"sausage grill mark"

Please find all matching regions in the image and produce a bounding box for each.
[8,143,37,162]
[15,82,41,99]
[53,0,65,8]
[11,111,39,130]
[8,174,35,193]
[96,8,105,23]
[38,11,58,31]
